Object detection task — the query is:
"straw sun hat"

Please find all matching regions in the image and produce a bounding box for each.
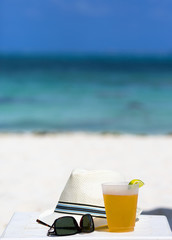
[37,169,125,227]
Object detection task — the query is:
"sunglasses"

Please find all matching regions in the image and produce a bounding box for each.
[47,214,94,236]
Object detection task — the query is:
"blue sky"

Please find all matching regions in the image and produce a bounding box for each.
[0,0,172,53]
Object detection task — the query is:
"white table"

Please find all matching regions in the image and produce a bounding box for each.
[1,212,172,240]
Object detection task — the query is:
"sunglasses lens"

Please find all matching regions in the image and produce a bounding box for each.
[54,217,79,236]
[80,214,94,233]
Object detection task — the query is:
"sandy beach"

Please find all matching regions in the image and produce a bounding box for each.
[0,133,172,234]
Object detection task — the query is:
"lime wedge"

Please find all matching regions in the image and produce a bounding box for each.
[129,179,144,188]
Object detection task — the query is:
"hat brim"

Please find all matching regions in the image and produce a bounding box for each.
[36,208,108,228]
[37,207,142,229]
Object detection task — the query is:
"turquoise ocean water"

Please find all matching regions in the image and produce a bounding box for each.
[0,54,172,134]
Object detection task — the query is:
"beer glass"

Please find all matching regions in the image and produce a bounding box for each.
[102,182,139,232]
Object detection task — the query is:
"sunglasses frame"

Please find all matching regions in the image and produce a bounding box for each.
[47,214,94,236]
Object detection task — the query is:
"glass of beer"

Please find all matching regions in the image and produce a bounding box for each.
[102,182,139,232]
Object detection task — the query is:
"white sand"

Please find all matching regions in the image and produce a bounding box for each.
[0,133,172,234]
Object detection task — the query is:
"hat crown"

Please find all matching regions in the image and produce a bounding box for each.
[58,169,125,207]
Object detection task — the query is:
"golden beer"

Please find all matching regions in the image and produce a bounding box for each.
[102,183,139,232]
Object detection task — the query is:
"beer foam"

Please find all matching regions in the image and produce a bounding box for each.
[102,183,139,195]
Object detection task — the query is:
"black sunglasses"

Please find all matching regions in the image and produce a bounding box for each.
[47,214,94,236]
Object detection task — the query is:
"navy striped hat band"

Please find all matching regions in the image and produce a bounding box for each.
[55,201,106,218]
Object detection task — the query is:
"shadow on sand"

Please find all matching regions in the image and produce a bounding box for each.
[142,208,172,230]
